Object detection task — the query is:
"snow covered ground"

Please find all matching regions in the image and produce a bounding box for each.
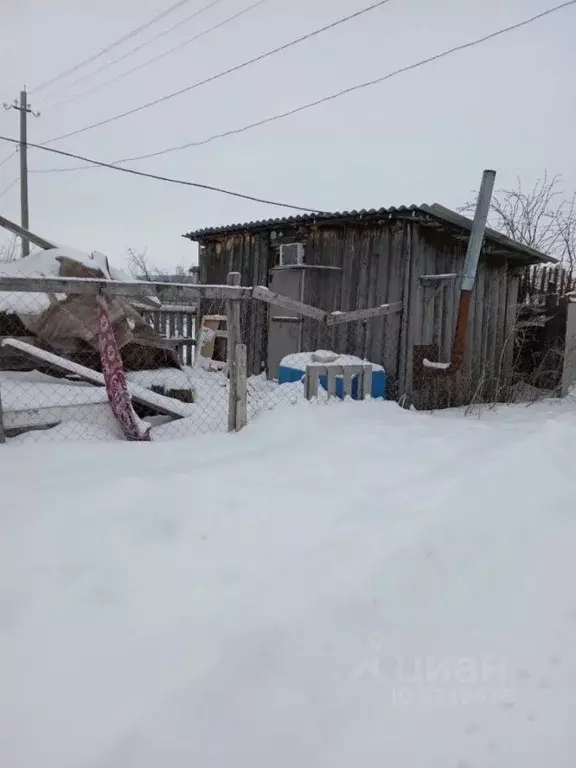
[2,367,315,443]
[1,397,576,767]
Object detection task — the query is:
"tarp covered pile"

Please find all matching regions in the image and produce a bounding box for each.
[0,247,180,371]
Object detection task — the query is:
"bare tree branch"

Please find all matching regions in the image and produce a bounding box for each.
[127,247,160,280]
[460,174,576,277]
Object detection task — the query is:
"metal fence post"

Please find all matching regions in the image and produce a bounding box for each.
[226,271,241,432]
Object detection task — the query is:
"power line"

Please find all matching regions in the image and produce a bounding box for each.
[42,0,231,109]
[0,134,326,213]
[0,149,18,169]
[0,176,19,200]
[31,0,197,94]
[135,0,576,159]
[40,0,395,145]
[46,0,269,111]
[34,0,576,174]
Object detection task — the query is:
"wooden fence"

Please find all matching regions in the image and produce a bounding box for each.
[139,303,197,366]
[519,264,574,305]
[304,364,373,401]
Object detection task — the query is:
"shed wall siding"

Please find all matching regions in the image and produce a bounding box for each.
[198,222,521,405]
[200,233,271,375]
[299,221,408,386]
[404,226,517,407]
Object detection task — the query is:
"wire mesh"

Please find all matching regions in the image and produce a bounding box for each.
[241,300,400,418]
[1,270,567,444]
[0,274,405,444]
[0,278,236,443]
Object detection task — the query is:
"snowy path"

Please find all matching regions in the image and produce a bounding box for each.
[0,399,575,766]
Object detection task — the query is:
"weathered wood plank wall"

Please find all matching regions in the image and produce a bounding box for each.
[199,233,270,375]
[299,221,408,391]
[199,221,522,406]
[404,226,518,407]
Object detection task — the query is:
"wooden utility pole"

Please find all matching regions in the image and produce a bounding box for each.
[3,88,40,257]
[19,89,30,257]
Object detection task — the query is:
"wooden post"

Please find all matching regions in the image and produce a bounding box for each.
[361,364,373,399]
[2,94,40,257]
[226,271,241,432]
[235,343,248,430]
[19,90,30,258]
[326,367,338,396]
[398,223,413,397]
[305,366,319,400]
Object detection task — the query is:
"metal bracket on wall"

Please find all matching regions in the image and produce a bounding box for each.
[419,273,459,283]
[271,265,342,272]
[413,344,439,388]
[420,274,459,305]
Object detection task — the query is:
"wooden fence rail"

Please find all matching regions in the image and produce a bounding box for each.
[0,276,251,300]
[0,274,404,434]
[140,304,197,366]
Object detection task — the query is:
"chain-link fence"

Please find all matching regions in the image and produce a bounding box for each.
[0,268,245,443]
[4,263,574,443]
[0,270,400,444]
[240,288,402,416]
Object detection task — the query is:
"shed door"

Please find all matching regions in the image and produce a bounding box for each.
[267,267,304,378]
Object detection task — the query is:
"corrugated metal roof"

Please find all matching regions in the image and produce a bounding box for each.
[421,204,555,265]
[184,203,555,264]
[183,205,419,239]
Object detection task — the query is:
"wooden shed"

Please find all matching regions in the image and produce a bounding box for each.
[185,204,553,407]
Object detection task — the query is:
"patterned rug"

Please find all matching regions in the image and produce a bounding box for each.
[97,293,151,442]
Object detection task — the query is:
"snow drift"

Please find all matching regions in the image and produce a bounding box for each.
[0,399,575,766]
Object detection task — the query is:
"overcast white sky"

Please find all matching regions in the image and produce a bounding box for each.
[1,0,575,272]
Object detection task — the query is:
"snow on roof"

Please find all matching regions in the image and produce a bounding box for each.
[0,247,133,315]
[0,246,131,281]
